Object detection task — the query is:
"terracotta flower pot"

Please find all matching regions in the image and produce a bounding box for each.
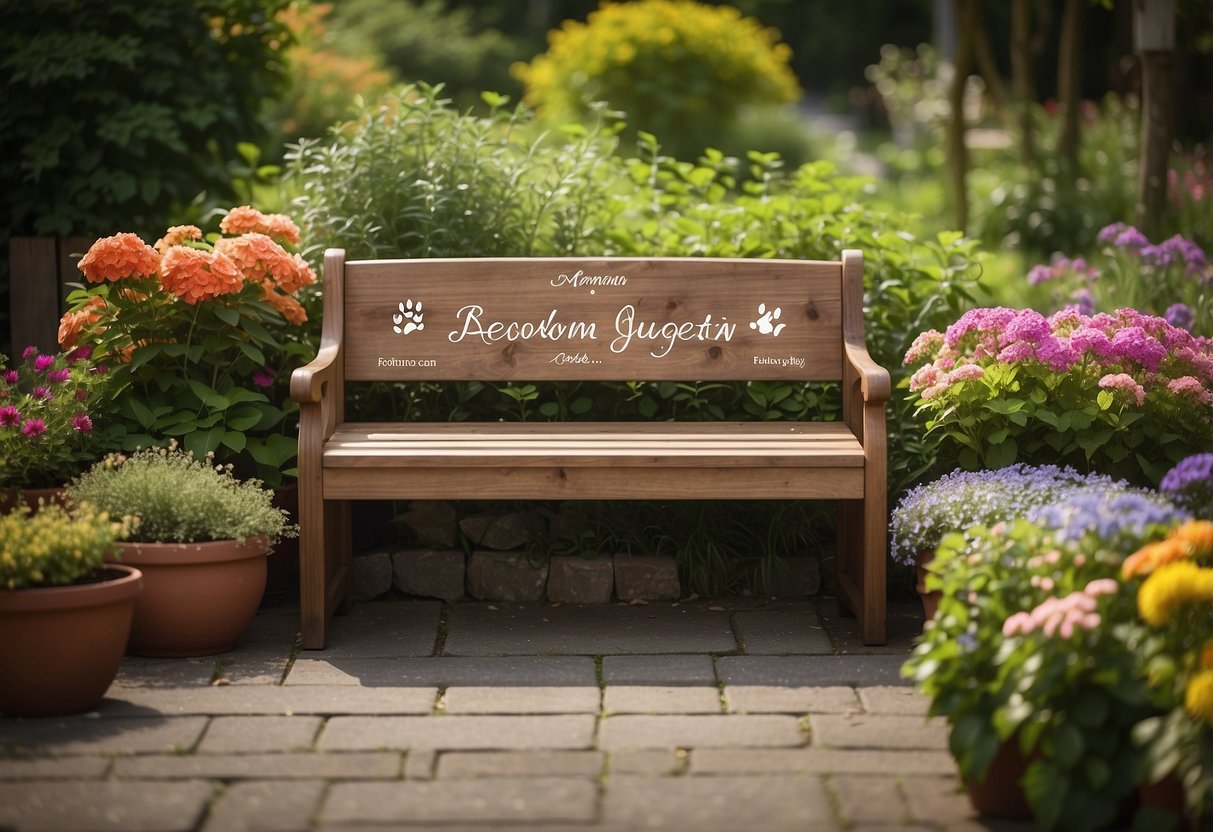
[0,486,68,515]
[915,548,942,622]
[963,736,1034,820]
[111,536,269,657]
[0,564,142,717]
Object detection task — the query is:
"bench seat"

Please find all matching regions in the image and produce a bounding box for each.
[319,421,866,500]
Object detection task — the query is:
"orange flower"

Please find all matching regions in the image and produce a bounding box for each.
[153,225,203,254]
[287,253,317,293]
[261,280,308,325]
[216,233,314,294]
[1122,538,1188,579]
[58,297,107,349]
[159,247,243,304]
[78,233,159,283]
[220,206,301,246]
[1175,520,1213,556]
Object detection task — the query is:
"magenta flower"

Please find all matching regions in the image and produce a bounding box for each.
[252,367,275,389]
[0,405,20,427]
[33,354,54,373]
[1114,226,1149,250]
[21,346,38,360]
[70,413,93,433]
[47,368,70,384]
[75,389,88,402]
[21,419,46,438]
[2,370,17,384]
[65,344,94,363]
[31,386,52,401]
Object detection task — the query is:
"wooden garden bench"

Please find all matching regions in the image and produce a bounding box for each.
[290,250,890,648]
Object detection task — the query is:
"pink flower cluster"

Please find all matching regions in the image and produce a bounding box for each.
[1028,255,1101,286]
[905,306,1213,411]
[1003,579,1119,639]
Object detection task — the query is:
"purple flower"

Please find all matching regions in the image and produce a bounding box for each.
[1165,302,1194,330]
[1002,310,1050,345]
[31,386,52,401]
[2,370,17,384]
[1028,264,1056,285]
[21,419,46,438]
[1115,227,1150,250]
[1067,288,1096,316]
[0,405,20,427]
[21,346,38,360]
[75,389,88,402]
[33,354,54,373]
[252,367,275,389]
[1097,222,1127,244]
[1029,491,1188,548]
[1160,453,1213,496]
[46,368,71,384]
[70,412,93,433]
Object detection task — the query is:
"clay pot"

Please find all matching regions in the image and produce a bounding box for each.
[111,536,269,657]
[0,486,68,515]
[0,564,142,717]
[963,736,1034,820]
[916,548,942,622]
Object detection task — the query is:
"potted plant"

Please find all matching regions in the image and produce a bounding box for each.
[904,486,1188,829]
[0,502,141,716]
[0,346,112,511]
[903,306,1213,484]
[65,443,297,657]
[60,205,316,488]
[891,464,1165,619]
[1125,520,1213,829]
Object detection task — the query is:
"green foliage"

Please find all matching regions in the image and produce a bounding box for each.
[969,96,1139,258]
[0,502,135,590]
[66,444,297,545]
[514,0,801,159]
[905,519,1163,830]
[0,0,292,239]
[329,0,523,110]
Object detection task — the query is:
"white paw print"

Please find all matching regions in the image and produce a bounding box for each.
[393,299,424,335]
[749,303,785,337]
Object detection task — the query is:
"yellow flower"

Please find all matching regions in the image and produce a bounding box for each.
[1137,560,1213,627]
[1185,669,1213,724]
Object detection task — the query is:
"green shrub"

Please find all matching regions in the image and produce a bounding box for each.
[513,0,800,159]
[67,444,296,545]
[0,0,291,240]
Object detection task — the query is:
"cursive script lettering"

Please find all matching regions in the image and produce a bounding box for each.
[448,305,598,345]
[551,269,628,290]
[610,305,737,358]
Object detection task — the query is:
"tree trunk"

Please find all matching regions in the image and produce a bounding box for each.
[947,0,977,232]
[973,4,1008,121]
[1011,0,1036,163]
[1134,0,1176,236]
[1057,0,1085,174]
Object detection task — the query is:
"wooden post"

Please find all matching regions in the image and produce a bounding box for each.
[7,236,93,357]
[1134,0,1175,236]
[946,0,976,232]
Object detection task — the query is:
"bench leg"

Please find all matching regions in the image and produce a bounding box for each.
[835,499,887,645]
[300,490,353,649]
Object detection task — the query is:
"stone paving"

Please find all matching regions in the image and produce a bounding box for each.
[0,593,1034,832]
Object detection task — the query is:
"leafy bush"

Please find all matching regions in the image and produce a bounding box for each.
[0,0,291,240]
[0,502,136,590]
[67,444,296,545]
[513,0,800,159]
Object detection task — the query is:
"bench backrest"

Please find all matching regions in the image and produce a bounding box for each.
[323,252,865,385]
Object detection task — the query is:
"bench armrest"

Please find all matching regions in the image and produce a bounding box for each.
[290,344,340,404]
[843,340,891,403]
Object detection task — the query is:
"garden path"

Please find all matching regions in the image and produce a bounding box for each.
[0,593,1033,831]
